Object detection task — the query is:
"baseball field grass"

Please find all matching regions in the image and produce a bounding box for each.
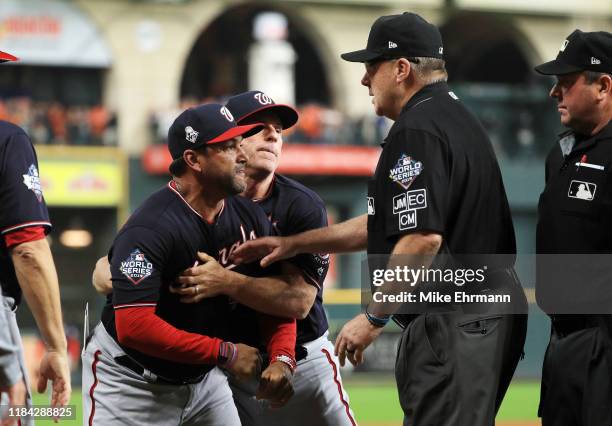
[31,379,541,425]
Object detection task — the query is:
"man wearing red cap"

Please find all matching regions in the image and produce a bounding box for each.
[0,50,71,425]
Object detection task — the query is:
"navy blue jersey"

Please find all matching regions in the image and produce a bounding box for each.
[0,120,51,305]
[101,182,273,381]
[258,174,330,344]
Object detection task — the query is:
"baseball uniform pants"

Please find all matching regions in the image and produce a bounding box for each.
[82,323,241,426]
[539,317,612,426]
[396,310,527,426]
[0,295,33,426]
[229,332,357,426]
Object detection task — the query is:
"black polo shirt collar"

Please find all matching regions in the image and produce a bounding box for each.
[381,82,450,147]
[560,120,612,156]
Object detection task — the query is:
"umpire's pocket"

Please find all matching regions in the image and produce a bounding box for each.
[457,315,503,336]
[424,314,448,364]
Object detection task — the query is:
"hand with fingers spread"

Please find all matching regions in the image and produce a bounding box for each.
[170,252,231,303]
[0,379,26,426]
[256,361,294,408]
[230,236,296,268]
[334,314,383,367]
[223,343,262,382]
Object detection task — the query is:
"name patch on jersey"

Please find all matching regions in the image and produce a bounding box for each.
[568,180,596,201]
[389,154,423,190]
[120,249,154,285]
[393,189,427,214]
[22,164,43,202]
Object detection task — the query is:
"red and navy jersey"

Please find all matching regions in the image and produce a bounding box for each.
[0,120,51,305]
[258,174,330,344]
[101,181,273,381]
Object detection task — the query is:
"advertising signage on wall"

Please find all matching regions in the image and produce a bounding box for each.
[0,0,111,67]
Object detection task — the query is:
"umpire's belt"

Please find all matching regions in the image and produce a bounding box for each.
[551,315,599,338]
[115,355,205,386]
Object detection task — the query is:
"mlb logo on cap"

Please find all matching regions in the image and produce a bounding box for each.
[0,50,18,63]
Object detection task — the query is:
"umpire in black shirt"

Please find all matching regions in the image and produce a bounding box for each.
[535,30,612,426]
[235,12,528,426]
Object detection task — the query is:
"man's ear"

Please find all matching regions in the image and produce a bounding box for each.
[183,149,203,173]
[396,58,412,83]
[596,73,612,100]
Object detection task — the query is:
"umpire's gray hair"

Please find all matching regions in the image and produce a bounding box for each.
[409,57,448,84]
[584,71,612,84]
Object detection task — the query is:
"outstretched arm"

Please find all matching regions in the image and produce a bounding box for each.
[232,214,367,267]
[172,252,316,319]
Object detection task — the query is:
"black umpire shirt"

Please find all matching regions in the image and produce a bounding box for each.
[0,121,51,306]
[367,82,516,263]
[536,120,612,313]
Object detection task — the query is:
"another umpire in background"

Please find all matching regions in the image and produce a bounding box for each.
[0,50,71,424]
[235,12,528,425]
[535,30,612,425]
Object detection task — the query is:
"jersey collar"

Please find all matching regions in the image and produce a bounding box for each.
[167,181,225,224]
[559,120,612,156]
[381,81,449,147]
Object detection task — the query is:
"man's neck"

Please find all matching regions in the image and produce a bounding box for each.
[173,175,225,222]
[243,171,274,201]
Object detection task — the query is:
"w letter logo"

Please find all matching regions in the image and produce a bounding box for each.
[254,92,273,105]
[220,106,234,122]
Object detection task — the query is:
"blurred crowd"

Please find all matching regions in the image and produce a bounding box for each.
[150,97,392,147]
[0,97,117,146]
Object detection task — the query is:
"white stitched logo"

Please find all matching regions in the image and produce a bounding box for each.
[389,41,397,49]
[439,47,444,54]
[367,197,375,215]
[398,210,417,230]
[220,106,234,122]
[185,126,199,143]
[591,57,601,65]
[568,180,596,201]
[254,92,273,105]
[560,40,569,52]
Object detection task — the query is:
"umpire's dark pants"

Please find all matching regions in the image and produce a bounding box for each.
[539,315,612,426]
[394,271,528,426]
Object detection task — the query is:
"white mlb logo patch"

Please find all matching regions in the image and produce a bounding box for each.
[567,180,596,201]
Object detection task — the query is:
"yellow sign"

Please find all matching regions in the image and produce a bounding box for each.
[38,160,123,206]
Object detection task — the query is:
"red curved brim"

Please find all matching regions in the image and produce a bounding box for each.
[0,51,18,63]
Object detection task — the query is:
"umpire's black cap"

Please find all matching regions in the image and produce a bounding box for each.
[167,103,263,160]
[341,12,444,63]
[0,51,18,63]
[535,30,612,75]
[226,91,298,130]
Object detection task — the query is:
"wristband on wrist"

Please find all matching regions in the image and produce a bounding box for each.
[217,341,237,368]
[365,311,390,328]
[273,354,296,373]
